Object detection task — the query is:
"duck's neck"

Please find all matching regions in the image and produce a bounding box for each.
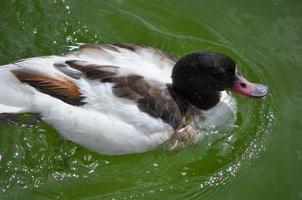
[187,91,221,110]
[168,84,221,111]
[167,84,191,115]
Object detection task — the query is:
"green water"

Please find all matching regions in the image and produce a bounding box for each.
[0,0,301,199]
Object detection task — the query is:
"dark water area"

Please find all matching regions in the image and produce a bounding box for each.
[0,0,301,199]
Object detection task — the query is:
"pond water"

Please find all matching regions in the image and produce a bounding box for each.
[0,0,301,199]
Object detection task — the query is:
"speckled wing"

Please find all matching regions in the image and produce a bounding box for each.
[63,60,184,129]
[64,43,176,83]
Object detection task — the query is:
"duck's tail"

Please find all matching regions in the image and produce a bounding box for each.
[0,66,34,114]
[0,104,25,114]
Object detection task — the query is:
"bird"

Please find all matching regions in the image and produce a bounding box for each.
[0,43,268,155]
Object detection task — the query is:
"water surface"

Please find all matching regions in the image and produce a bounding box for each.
[0,0,301,199]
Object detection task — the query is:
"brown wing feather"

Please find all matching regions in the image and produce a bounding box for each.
[11,69,84,106]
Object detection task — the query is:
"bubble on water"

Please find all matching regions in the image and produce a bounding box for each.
[180,171,187,176]
[66,35,73,43]
[13,152,19,158]
[33,28,37,34]
[227,135,235,142]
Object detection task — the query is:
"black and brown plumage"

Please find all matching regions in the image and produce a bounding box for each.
[0,43,268,155]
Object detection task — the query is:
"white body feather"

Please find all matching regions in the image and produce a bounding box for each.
[0,45,236,155]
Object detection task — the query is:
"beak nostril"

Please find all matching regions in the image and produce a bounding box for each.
[240,83,247,88]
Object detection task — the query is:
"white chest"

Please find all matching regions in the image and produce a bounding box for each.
[190,91,237,131]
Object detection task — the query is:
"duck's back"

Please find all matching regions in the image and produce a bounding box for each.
[65,43,175,82]
[0,44,183,154]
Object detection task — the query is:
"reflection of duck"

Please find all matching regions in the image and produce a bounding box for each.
[0,43,268,155]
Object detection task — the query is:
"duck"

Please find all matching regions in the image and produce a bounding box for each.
[0,43,268,155]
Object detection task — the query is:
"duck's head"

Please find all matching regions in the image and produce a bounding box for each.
[171,52,268,110]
